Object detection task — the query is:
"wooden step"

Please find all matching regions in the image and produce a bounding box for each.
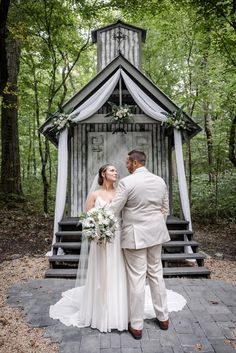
[56,230,192,238]
[166,217,189,230]
[52,240,198,255]
[52,242,82,254]
[162,253,205,266]
[59,216,189,231]
[49,255,81,262]
[48,253,206,269]
[168,230,193,240]
[49,252,204,264]
[45,266,210,279]
[161,253,205,261]
[56,231,82,242]
[59,218,81,231]
[168,230,193,235]
[163,240,199,248]
[163,266,210,277]
[56,231,82,236]
[53,242,82,249]
[49,254,83,269]
[45,268,78,278]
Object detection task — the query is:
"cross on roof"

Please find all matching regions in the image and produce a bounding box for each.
[112,27,128,53]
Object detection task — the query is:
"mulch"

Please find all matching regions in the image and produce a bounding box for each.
[0,202,53,263]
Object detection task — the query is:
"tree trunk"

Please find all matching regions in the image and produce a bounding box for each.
[42,138,50,215]
[229,114,236,167]
[203,101,214,182]
[30,55,50,214]
[0,36,22,194]
[0,0,10,95]
[27,120,32,178]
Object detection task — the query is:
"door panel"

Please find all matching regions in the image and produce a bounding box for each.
[87,131,153,191]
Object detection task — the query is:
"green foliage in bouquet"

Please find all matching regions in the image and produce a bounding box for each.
[79,206,118,244]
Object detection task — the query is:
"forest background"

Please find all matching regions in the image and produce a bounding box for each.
[0,0,235,241]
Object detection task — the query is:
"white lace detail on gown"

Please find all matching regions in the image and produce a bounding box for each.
[49,197,187,331]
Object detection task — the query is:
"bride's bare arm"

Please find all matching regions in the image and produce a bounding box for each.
[85,192,96,211]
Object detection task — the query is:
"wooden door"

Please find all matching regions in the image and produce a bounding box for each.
[87,131,153,192]
[69,123,168,216]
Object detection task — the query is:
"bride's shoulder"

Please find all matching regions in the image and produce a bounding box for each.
[88,190,100,199]
[85,191,99,211]
[93,190,102,197]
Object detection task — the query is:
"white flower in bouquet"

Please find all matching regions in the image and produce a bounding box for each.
[79,206,118,244]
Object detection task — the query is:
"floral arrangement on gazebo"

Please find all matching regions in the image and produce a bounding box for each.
[162,106,192,131]
[106,103,133,123]
[105,102,133,133]
[49,107,74,135]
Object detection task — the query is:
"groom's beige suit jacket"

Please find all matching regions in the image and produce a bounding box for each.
[111,167,170,249]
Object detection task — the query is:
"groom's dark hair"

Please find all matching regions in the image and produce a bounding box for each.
[128,150,146,165]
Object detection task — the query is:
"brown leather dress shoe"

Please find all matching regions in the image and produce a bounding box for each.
[157,319,169,330]
[128,323,142,340]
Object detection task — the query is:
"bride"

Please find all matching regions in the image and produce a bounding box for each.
[49,164,186,333]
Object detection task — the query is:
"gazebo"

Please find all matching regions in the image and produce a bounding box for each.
[40,21,210,278]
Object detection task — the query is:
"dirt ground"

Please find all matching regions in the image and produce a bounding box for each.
[193,219,236,260]
[0,202,53,263]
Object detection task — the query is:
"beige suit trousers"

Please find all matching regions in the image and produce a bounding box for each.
[123,244,168,330]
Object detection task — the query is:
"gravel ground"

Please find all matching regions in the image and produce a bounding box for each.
[0,256,58,353]
[1,255,236,353]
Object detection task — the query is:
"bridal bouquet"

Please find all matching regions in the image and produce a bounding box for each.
[79,206,118,244]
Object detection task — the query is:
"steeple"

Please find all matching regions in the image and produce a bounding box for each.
[92,20,146,72]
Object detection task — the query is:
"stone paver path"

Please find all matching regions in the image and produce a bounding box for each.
[7,279,236,353]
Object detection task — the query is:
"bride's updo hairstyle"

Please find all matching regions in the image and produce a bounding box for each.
[98,164,112,185]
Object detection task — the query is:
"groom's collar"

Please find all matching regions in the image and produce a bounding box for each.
[133,166,148,174]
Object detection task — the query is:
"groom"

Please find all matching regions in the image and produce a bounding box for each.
[110,149,170,339]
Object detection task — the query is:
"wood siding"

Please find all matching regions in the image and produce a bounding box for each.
[97,27,141,71]
[69,123,170,216]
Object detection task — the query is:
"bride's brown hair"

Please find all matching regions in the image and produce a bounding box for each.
[98,164,112,185]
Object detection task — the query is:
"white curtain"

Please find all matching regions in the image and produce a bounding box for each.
[120,70,166,121]
[174,129,193,256]
[46,128,68,256]
[174,129,192,231]
[70,69,120,122]
[49,68,193,252]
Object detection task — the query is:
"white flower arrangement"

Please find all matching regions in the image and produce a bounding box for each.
[79,206,118,245]
[162,106,191,131]
[105,103,133,123]
[52,112,73,132]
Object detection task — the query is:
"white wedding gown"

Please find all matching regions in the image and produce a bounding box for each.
[49,196,187,332]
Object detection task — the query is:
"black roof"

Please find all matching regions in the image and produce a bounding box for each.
[91,20,146,43]
[39,53,201,145]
